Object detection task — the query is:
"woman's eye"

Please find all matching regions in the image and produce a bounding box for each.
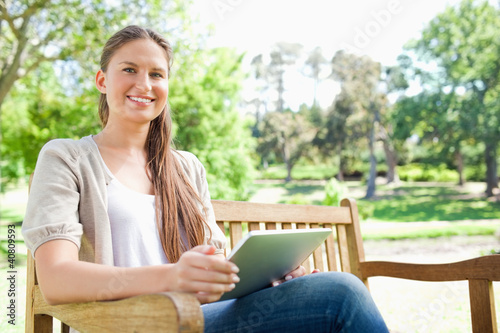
[123,68,135,73]
[151,72,164,78]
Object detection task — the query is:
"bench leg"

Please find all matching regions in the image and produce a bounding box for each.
[34,314,53,333]
[469,279,497,333]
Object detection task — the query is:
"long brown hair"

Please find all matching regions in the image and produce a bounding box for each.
[98,25,210,262]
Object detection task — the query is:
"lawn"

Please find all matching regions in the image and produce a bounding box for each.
[249,180,500,240]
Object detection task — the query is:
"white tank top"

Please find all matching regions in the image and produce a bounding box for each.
[105,172,169,267]
[93,143,169,267]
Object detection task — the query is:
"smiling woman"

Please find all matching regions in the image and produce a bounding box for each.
[22,25,389,333]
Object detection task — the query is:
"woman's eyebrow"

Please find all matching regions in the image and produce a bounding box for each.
[119,61,167,73]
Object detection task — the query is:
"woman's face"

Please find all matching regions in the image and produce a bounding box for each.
[96,38,169,127]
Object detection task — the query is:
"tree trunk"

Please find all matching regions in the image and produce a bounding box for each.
[337,142,344,181]
[285,161,292,183]
[382,138,399,184]
[365,124,377,199]
[378,123,399,184]
[0,98,3,186]
[282,140,292,182]
[277,72,285,113]
[0,15,32,117]
[455,150,465,186]
[485,141,498,197]
[366,106,379,199]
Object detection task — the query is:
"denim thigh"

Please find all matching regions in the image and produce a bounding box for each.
[202,271,388,333]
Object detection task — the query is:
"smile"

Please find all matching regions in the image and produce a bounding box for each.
[128,96,154,103]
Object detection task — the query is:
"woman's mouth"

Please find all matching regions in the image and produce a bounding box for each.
[128,96,154,103]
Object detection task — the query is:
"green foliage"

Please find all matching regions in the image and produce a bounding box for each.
[405,0,500,194]
[285,194,311,205]
[398,164,459,182]
[465,164,487,182]
[170,47,256,200]
[258,163,338,180]
[258,111,316,181]
[1,64,100,189]
[322,178,348,206]
[1,1,255,200]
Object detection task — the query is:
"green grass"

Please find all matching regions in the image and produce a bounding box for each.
[1,207,25,225]
[356,182,500,222]
[361,197,499,222]
[250,180,500,240]
[361,222,500,240]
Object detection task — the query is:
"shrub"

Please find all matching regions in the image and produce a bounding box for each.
[285,194,312,205]
[398,163,459,182]
[323,178,348,206]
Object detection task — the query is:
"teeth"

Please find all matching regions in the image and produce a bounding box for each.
[129,97,152,103]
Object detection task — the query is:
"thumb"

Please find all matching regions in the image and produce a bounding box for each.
[191,245,216,255]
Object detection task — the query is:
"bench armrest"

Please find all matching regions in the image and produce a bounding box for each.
[32,286,203,332]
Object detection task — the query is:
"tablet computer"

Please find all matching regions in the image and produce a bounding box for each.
[219,228,332,301]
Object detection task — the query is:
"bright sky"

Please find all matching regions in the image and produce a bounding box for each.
[193,0,463,110]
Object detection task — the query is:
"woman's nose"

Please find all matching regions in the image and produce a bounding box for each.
[135,73,152,92]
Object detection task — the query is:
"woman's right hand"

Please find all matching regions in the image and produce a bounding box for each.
[169,245,239,304]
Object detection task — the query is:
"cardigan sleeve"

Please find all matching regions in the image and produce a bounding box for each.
[22,140,83,258]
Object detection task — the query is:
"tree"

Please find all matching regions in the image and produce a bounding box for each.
[169,47,255,200]
[1,1,256,200]
[314,91,355,181]
[304,46,328,107]
[392,90,474,186]
[407,0,500,196]
[379,60,410,184]
[258,111,315,182]
[329,50,385,198]
[253,42,303,113]
[1,62,101,186]
[0,0,179,185]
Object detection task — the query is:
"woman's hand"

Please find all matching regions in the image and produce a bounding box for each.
[271,266,320,287]
[169,245,239,304]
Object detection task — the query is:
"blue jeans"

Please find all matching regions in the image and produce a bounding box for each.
[202,272,389,333]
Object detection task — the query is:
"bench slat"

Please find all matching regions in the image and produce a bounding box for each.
[336,224,351,273]
[265,222,277,230]
[211,200,352,224]
[311,223,325,271]
[324,224,338,272]
[360,255,500,281]
[229,223,243,249]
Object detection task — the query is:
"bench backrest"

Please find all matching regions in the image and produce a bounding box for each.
[211,198,368,287]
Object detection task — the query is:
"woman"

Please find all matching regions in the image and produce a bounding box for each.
[22,25,388,332]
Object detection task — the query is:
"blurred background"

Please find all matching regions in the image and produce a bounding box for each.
[1,0,500,331]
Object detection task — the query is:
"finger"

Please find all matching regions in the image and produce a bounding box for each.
[284,265,306,281]
[192,268,240,285]
[196,291,225,304]
[178,279,236,294]
[272,279,284,287]
[190,245,216,255]
[184,252,239,274]
[311,269,321,274]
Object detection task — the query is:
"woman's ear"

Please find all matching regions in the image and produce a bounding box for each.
[95,70,106,94]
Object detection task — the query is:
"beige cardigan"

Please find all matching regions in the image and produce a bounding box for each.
[22,135,226,265]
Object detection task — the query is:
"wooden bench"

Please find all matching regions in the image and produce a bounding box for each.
[25,199,500,332]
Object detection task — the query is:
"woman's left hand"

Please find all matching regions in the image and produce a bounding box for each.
[271,266,320,287]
